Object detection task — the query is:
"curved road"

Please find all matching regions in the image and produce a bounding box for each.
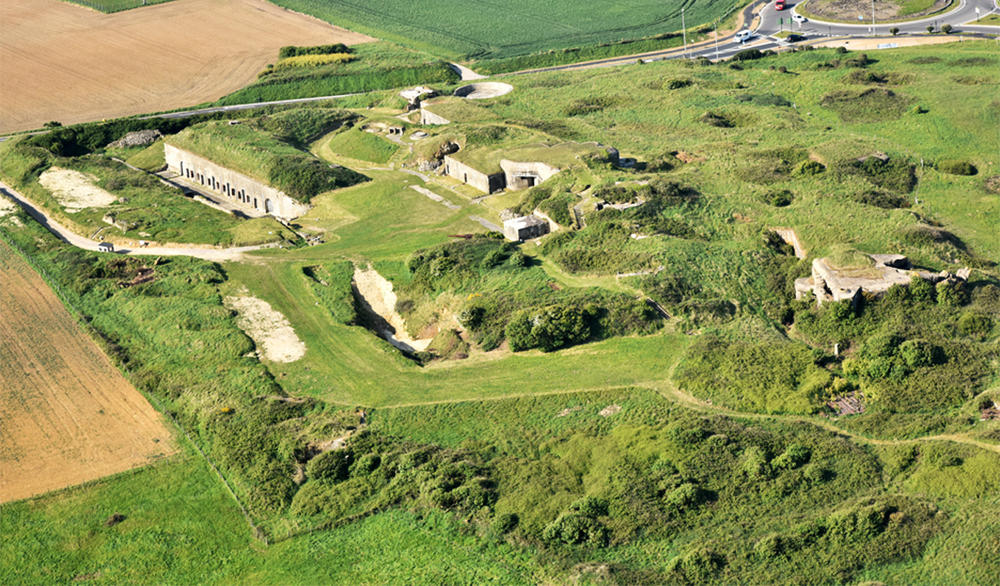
[0,181,276,262]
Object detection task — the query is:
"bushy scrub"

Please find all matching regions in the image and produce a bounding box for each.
[675,335,832,414]
[401,235,660,352]
[304,261,358,324]
[793,278,999,414]
[937,159,977,176]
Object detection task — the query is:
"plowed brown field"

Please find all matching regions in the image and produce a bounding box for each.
[0,0,373,134]
[0,241,175,503]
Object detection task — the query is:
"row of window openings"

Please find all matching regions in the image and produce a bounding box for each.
[180,163,269,211]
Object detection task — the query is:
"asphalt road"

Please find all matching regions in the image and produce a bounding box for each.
[775,0,1000,37]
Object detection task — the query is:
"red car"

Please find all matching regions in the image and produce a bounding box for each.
[775,0,786,10]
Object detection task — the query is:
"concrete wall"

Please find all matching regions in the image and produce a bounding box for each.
[420,105,451,126]
[442,155,504,193]
[499,160,561,191]
[164,144,309,220]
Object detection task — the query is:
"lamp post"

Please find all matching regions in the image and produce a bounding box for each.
[872,0,876,33]
[714,20,720,61]
[682,7,688,58]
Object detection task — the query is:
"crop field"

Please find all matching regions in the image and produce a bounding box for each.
[63,0,175,13]
[0,240,174,504]
[270,0,744,59]
[0,0,372,133]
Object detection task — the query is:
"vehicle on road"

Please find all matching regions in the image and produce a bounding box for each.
[775,0,786,10]
[734,29,755,43]
[792,13,807,23]
[98,242,115,252]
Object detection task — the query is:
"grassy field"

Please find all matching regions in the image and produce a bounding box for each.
[217,42,458,105]
[323,127,400,164]
[5,40,1000,583]
[269,0,744,59]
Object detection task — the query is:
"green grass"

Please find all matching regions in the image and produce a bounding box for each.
[218,42,459,105]
[124,139,165,171]
[62,0,173,13]
[0,445,549,583]
[269,0,744,60]
[324,127,399,163]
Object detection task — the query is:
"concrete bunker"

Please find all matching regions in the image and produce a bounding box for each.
[503,215,550,242]
[164,143,310,220]
[453,82,513,100]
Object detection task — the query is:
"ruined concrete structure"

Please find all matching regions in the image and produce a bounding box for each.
[794,254,963,305]
[503,215,550,241]
[164,144,309,220]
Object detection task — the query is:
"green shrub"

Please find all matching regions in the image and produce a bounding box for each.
[762,190,794,207]
[506,303,592,352]
[307,449,354,482]
[936,280,969,306]
[542,513,609,546]
[796,160,826,175]
[278,44,352,59]
[773,444,812,470]
[937,159,977,176]
[732,48,765,61]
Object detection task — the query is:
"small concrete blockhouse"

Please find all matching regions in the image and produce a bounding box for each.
[164,144,309,220]
[795,254,952,305]
[442,155,505,193]
[503,215,550,242]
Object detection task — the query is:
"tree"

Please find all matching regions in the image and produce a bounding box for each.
[926,25,935,33]
[942,23,953,34]
[889,27,899,36]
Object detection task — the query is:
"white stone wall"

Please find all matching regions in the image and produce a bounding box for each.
[164,144,309,220]
[442,155,503,193]
[420,106,451,126]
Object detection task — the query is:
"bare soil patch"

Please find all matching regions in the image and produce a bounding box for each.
[812,36,965,51]
[38,167,118,212]
[803,0,950,21]
[353,267,432,352]
[0,242,174,503]
[0,0,373,133]
[0,196,16,217]
[224,295,306,363]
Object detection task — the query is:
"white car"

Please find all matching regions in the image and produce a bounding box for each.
[792,13,807,23]
[734,29,754,43]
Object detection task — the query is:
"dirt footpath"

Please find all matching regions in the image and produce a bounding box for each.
[0,241,175,503]
[811,36,971,50]
[0,0,373,134]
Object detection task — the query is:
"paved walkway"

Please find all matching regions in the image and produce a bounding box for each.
[0,181,276,262]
